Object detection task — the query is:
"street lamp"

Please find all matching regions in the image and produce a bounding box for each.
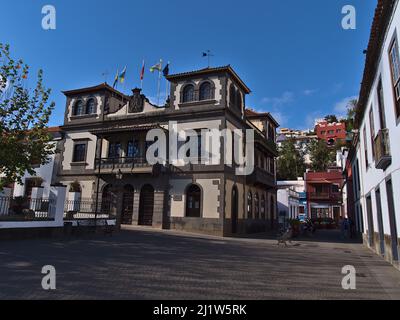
[116,169,123,180]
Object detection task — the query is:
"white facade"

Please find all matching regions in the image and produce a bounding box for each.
[351,0,400,268]
[277,186,300,221]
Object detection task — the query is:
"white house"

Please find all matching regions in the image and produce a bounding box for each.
[349,0,400,269]
[9,127,63,199]
[277,184,300,223]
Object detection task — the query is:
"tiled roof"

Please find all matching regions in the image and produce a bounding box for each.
[245,108,280,127]
[62,82,129,99]
[166,65,251,94]
[356,0,396,127]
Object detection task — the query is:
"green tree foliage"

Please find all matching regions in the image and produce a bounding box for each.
[345,99,357,132]
[0,43,55,190]
[324,114,338,123]
[277,139,306,180]
[309,139,335,172]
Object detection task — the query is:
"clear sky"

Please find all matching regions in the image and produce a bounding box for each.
[0,0,376,129]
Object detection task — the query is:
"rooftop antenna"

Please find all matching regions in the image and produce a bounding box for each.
[101,70,109,84]
[202,50,214,68]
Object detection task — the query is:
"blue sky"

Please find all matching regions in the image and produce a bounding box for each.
[0,0,376,129]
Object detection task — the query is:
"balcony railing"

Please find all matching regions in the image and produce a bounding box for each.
[95,157,150,170]
[374,129,392,170]
[308,192,341,200]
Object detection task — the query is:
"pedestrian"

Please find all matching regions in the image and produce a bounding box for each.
[343,218,350,239]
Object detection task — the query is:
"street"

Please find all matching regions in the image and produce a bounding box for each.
[1,227,400,300]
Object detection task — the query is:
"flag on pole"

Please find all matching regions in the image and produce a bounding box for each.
[140,60,145,81]
[119,66,127,84]
[150,60,163,73]
[163,63,170,77]
[113,69,119,88]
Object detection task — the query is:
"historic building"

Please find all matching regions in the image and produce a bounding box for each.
[315,120,346,146]
[57,66,279,236]
[305,168,344,222]
[348,0,400,269]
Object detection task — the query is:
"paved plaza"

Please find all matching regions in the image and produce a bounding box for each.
[1,227,400,300]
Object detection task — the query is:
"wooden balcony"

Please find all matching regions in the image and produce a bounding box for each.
[374,129,392,170]
[247,167,276,188]
[308,192,341,201]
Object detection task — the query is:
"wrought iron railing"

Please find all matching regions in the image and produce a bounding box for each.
[64,198,115,220]
[95,157,150,170]
[0,196,55,221]
[374,129,392,170]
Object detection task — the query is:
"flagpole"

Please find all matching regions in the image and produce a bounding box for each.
[157,68,161,106]
[140,59,144,90]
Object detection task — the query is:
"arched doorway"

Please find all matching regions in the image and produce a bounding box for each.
[231,186,238,234]
[101,184,115,215]
[186,184,201,217]
[138,184,154,226]
[121,185,134,225]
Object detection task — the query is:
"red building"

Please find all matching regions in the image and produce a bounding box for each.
[305,168,345,222]
[315,121,346,146]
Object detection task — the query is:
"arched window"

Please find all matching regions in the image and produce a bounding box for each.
[247,191,252,219]
[73,100,83,116]
[255,193,259,219]
[86,98,96,114]
[186,184,201,217]
[261,195,266,220]
[182,84,195,103]
[199,82,212,101]
[229,84,236,107]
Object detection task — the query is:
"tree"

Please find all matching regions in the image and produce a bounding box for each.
[0,43,55,190]
[277,139,306,180]
[324,114,338,123]
[308,139,335,172]
[345,99,357,132]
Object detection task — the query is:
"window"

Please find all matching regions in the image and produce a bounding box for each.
[363,127,369,169]
[182,84,195,103]
[321,131,326,135]
[86,98,96,114]
[73,143,86,162]
[261,195,266,219]
[328,130,334,135]
[369,108,375,158]
[73,100,83,116]
[336,129,341,133]
[377,79,387,129]
[229,84,236,107]
[186,184,201,217]
[247,191,253,219]
[254,193,260,219]
[236,91,242,110]
[108,142,121,159]
[389,36,400,119]
[332,184,339,193]
[199,82,212,101]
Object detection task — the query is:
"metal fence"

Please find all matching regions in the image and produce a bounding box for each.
[0,196,55,221]
[64,198,113,220]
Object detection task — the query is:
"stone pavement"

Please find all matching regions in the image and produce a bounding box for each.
[0,226,399,300]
